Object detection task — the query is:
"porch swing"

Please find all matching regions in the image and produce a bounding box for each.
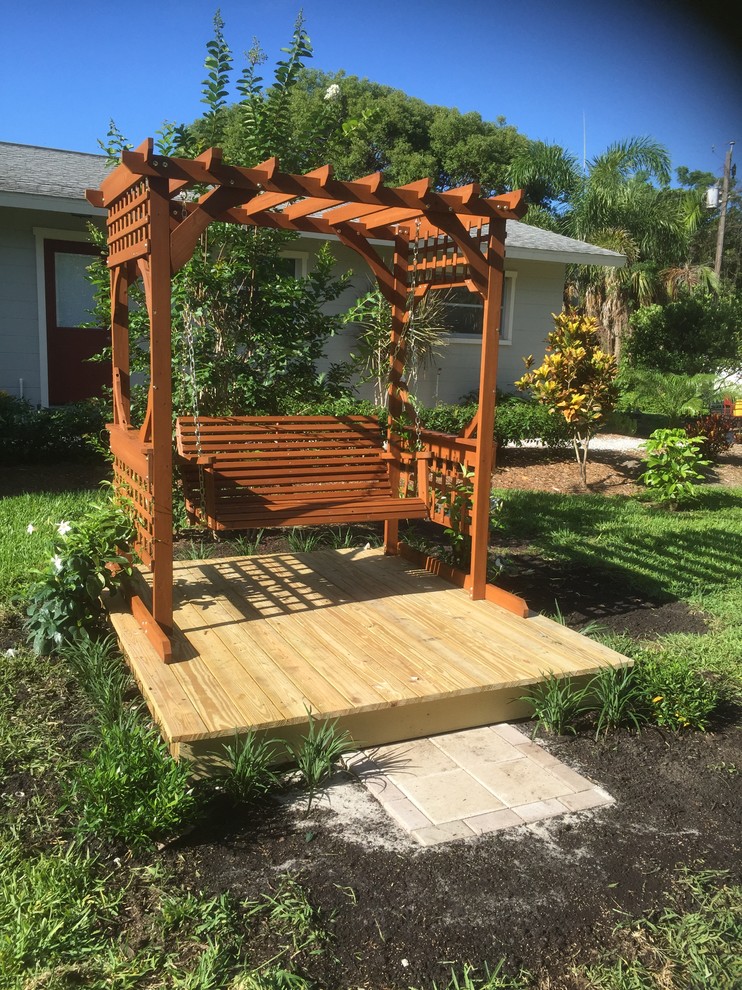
[174,296,430,532]
[86,138,527,660]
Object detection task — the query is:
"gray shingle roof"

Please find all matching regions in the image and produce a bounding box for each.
[505,220,624,265]
[0,142,110,201]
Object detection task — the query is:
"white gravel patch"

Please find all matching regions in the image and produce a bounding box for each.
[504,434,645,453]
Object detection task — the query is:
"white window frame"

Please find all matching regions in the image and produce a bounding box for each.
[442,271,517,346]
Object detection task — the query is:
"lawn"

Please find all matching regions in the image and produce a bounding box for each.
[0,473,740,988]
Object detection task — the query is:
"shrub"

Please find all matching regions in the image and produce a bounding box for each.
[625,294,742,375]
[23,497,135,653]
[615,367,715,426]
[686,413,734,462]
[635,654,718,730]
[494,398,571,449]
[639,428,710,506]
[0,394,107,464]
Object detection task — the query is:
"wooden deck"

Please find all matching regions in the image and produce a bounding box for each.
[108,548,630,764]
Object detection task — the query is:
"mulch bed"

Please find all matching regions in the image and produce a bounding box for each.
[3,448,741,988]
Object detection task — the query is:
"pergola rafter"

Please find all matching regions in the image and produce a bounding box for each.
[87,138,527,661]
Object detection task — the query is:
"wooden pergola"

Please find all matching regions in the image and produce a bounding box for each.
[86,139,528,663]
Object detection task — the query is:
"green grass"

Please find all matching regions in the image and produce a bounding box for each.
[496,486,742,690]
[0,489,98,606]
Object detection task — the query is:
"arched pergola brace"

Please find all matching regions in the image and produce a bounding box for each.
[86,141,526,661]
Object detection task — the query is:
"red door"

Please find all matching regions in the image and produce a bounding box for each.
[44,240,110,404]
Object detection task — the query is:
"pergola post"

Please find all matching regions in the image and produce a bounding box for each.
[469,219,507,600]
[145,178,174,639]
[384,229,410,552]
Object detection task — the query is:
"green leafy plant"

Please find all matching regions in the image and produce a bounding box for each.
[516,310,619,485]
[635,654,718,731]
[222,732,284,805]
[288,711,353,810]
[639,428,710,506]
[519,672,590,736]
[437,463,475,568]
[23,497,135,653]
[67,709,197,850]
[342,284,449,405]
[588,665,647,738]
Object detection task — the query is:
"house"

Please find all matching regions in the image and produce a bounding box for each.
[0,141,624,407]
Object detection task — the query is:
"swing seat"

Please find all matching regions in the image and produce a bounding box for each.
[175,415,430,531]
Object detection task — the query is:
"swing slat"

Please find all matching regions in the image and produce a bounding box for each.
[175,415,429,531]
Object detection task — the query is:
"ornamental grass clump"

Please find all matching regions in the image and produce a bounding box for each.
[519,672,590,736]
[639,428,710,507]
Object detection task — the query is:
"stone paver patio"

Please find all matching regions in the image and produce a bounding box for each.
[345,723,613,846]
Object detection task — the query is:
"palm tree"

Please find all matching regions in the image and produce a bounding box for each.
[508,138,713,355]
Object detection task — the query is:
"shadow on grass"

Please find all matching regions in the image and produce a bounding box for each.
[496,488,742,604]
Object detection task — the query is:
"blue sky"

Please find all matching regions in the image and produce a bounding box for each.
[2,0,739,183]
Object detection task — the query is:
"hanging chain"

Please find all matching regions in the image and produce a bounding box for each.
[409,219,423,453]
[182,302,208,523]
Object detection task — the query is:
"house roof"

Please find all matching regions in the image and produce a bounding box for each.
[0,142,110,212]
[0,142,624,267]
[505,220,624,267]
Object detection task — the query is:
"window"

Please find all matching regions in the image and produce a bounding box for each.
[52,250,98,327]
[278,251,309,278]
[441,272,516,343]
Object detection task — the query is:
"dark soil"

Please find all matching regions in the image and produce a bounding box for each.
[3,449,741,988]
[161,720,742,989]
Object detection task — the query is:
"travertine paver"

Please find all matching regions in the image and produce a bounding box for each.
[345,723,614,846]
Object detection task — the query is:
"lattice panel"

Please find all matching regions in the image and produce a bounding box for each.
[409,228,488,287]
[417,432,477,533]
[113,455,154,567]
[107,178,150,268]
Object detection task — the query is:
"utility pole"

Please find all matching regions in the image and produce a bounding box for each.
[714,141,735,279]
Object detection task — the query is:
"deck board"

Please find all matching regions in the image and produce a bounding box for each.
[109,547,630,754]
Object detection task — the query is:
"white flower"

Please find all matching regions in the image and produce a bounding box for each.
[26,524,35,534]
[53,632,63,645]
[5,649,15,658]
[57,520,72,537]
[324,83,341,101]
[51,554,63,573]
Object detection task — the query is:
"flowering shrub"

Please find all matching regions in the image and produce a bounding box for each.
[685,413,734,463]
[23,497,135,654]
[635,654,718,731]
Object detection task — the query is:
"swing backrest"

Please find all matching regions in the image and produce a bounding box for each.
[175,415,428,530]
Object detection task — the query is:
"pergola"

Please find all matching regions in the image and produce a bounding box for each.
[86,139,527,662]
